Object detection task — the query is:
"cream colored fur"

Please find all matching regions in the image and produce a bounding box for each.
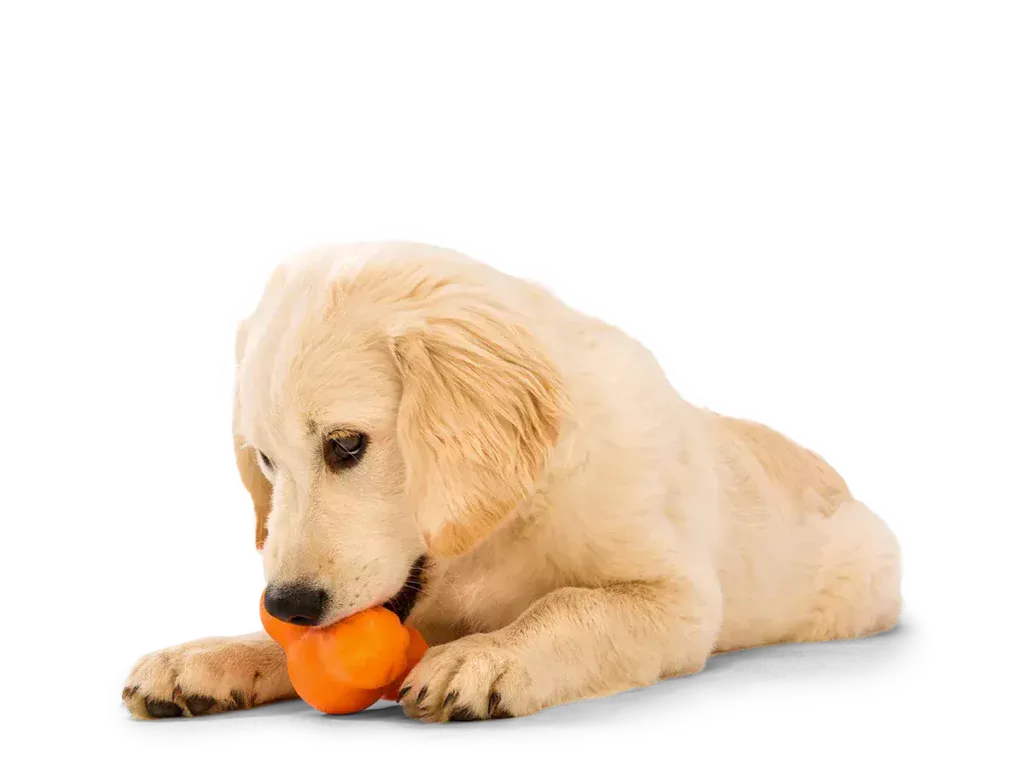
[123,242,901,721]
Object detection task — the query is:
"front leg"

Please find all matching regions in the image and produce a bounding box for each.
[399,578,720,721]
[122,632,296,718]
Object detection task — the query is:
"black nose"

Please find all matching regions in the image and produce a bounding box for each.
[263,583,328,626]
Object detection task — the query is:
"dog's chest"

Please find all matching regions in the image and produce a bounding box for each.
[424,527,568,634]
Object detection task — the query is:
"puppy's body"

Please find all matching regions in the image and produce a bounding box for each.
[124,243,900,720]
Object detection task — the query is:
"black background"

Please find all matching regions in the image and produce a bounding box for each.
[112,231,950,753]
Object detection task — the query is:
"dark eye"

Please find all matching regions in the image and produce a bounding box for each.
[257,450,274,473]
[324,432,367,472]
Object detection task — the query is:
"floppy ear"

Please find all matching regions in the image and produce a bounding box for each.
[391,306,565,557]
[232,318,273,550]
[234,434,272,550]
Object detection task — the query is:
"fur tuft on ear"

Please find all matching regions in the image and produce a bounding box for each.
[392,306,564,557]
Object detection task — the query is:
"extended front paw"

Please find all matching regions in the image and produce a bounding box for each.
[122,633,293,719]
[397,634,538,722]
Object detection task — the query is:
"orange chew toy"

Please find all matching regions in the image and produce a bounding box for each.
[260,592,428,714]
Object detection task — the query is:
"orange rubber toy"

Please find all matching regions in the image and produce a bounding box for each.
[260,592,428,714]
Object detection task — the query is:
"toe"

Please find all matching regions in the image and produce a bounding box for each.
[145,699,183,718]
[185,695,217,715]
[448,705,482,722]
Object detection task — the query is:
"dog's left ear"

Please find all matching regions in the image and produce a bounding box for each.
[232,318,273,550]
[234,434,272,549]
[391,304,565,557]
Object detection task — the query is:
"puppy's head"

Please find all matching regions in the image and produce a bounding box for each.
[232,246,564,627]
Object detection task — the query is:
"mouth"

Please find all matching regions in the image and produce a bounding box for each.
[382,554,428,623]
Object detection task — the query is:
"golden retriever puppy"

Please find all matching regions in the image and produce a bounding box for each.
[123,242,901,721]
